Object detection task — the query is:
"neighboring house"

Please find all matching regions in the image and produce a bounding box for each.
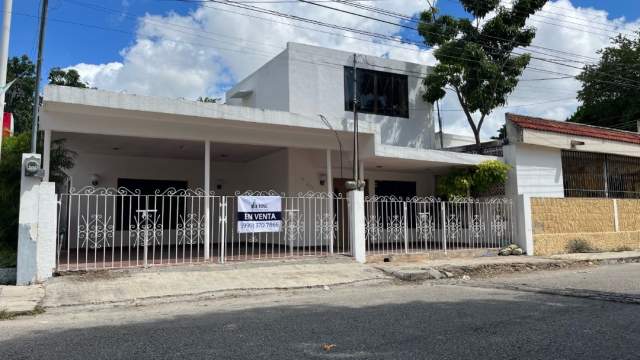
[504,113,640,199]
[503,113,640,256]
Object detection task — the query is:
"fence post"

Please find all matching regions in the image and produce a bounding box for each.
[441,202,447,254]
[348,190,366,263]
[219,196,227,264]
[403,202,408,254]
[613,199,620,232]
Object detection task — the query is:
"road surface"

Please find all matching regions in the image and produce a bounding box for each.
[1,263,639,359]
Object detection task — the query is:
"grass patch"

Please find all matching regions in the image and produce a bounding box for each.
[566,239,596,254]
[0,305,45,321]
[0,243,17,268]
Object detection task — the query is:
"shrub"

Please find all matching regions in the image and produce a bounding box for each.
[566,239,595,253]
[437,160,511,199]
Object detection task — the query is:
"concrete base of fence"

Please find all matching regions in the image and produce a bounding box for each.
[17,154,57,285]
[348,190,366,263]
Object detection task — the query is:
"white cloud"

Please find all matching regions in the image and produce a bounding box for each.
[68,0,640,139]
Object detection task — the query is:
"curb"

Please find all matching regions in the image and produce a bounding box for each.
[377,256,640,282]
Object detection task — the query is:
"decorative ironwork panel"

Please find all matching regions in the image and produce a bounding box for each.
[416,212,435,243]
[177,213,206,245]
[129,212,163,247]
[79,214,113,249]
[445,215,462,243]
[315,213,337,240]
[469,215,484,243]
[365,214,383,241]
[387,215,405,242]
[491,214,508,239]
[284,210,304,244]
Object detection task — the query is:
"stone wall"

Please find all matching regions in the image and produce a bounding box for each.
[531,198,640,256]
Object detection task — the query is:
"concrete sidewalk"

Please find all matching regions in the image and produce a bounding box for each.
[42,258,390,308]
[0,285,44,315]
[374,251,640,281]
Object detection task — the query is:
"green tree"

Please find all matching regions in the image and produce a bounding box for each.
[0,56,79,260]
[418,0,547,148]
[570,34,640,130]
[5,55,36,134]
[48,67,88,88]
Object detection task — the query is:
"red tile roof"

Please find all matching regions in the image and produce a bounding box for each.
[507,113,640,145]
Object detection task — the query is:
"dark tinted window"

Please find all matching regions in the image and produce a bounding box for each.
[374,180,416,199]
[344,67,409,118]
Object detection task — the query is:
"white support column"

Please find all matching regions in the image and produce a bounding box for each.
[516,194,534,256]
[43,129,51,182]
[326,149,334,254]
[348,190,366,263]
[204,140,211,260]
[17,154,57,285]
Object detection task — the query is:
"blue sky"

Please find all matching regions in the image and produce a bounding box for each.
[10,0,640,82]
[7,0,640,138]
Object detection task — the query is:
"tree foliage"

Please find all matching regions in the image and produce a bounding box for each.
[570,34,640,130]
[437,160,510,199]
[418,0,547,147]
[48,67,88,88]
[5,55,36,134]
[0,57,79,253]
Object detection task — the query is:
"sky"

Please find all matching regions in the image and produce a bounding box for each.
[8,0,640,139]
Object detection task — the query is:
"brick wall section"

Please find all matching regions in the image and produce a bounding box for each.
[617,200,640,232]
[531,198,615,234]
[531,198,640,256]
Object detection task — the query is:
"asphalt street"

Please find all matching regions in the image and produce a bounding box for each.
[1,263,639,360]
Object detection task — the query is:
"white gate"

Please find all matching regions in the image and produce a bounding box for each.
[222,191,350,261]
[365,196,515,256]
[56,188,350,271]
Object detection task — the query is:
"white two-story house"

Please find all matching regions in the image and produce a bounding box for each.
[36,42,499,271]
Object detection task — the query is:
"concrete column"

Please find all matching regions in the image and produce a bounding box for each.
[348,190,366,263]
[516,194,534,256]
[17,154,57,284]
[43,129,51,182]
[204,140,210,260]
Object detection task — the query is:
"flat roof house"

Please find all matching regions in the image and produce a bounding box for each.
[25,42,511,279]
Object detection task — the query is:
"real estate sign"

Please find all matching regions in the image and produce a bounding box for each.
[237,196,282,233]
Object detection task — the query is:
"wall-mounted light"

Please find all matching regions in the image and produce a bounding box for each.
[570,140,585,149]
[319,174,327,186]
[90,174,100,187]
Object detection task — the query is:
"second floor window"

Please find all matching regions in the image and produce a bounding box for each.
[344,67,409,118]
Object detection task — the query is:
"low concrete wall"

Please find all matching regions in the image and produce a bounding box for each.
[531,198,640,256]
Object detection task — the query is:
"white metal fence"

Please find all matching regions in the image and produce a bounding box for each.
[365,196,515,256]
[56,187,349,271]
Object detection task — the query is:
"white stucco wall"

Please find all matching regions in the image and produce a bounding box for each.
[503,144,565,198]
[66,150,289,196]
[226,50,290,111]
[226,43,435,150]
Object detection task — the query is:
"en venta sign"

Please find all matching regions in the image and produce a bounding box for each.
[237,196,282,233]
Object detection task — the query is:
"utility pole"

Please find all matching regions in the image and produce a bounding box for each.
[31,0,48,153]
[352,53,359,184]
[436,100,444,149]
[0,0,13,161]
